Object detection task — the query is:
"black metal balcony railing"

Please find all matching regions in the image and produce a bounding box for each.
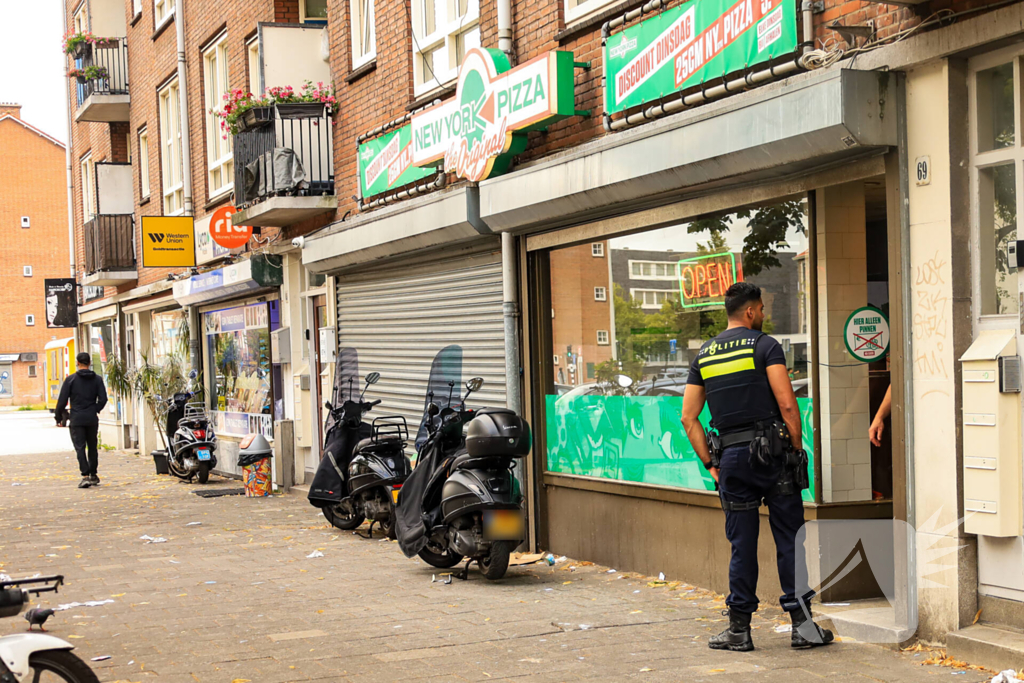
[84,214,135,273]
[76,38,129,107]
[233,105,335,206]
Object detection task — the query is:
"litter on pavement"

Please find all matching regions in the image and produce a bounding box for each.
[56,599,115,611]
[90,656,111,662]
[306,550,324,558]
[139,535,167,544]
[991,671,1024,683]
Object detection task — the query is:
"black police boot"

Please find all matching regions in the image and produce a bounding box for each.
[708,609,754,652]
[789,607,835,648]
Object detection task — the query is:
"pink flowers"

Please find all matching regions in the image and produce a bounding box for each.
[210,80,338,136]
[62,30,98,55]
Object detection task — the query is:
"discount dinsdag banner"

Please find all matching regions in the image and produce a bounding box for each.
[604,0,797,114]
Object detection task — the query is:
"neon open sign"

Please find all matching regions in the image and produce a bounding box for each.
[678,252,740,308]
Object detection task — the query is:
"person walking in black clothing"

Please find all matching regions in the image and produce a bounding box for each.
[681,282,833,652]
[55,352,108,489]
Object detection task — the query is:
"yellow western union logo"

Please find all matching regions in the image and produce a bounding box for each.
[699,348,753,364]
[700,357,755,379]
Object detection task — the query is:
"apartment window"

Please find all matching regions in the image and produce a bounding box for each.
[139,128,151,199]
[154,0,173,27]
[27,365,37,378]
[247,40,261,95]
[594,286,607,301]
[351,0,376,69]
[25,315,35,326]
[23,266,32,277]
[629,260,678,280]
[301,0,328,21]
[565,0,617,23]
[73,5,86,33]
[632,288,677,309]
[127,133,132,163]
[591,243,604,257]
[204,36,233,198]
[159,80,184,215]
[971,48,1024,317]
[80,154,95,221]
[21,216,29,228]
[133,0,142,18]
[411,0,480,96]
[596,330,610,345]
[553,355,560,365]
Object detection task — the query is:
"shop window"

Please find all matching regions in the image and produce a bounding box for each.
[88,320,116,415]
[543,199,814,499]
[204,302,275,437]
[591,243,604,257]
[976,63,1015,153]
[979,164,1018,315]
[151,309,187,366]
[594,286,607,301]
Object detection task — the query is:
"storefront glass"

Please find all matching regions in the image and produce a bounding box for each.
[88,319,119,419]
[151,309,186,366]
[543,198,815,501]
[204,302,274,437]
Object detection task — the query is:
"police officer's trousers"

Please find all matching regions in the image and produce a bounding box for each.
[718,444,813,615]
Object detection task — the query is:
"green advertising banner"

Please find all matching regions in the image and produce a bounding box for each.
[546,394,815,503]
[357,124,435,199]
[604,0,798,114]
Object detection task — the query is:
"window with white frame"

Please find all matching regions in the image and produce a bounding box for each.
[351,0,376,69]
[204,36,233,198]
[596,330,610,345]
[594,286,607,301]
[591,242,604,257]
[80,154,95,221]
[25,315,35,326]
[629,260,678,280]
[247,40,261,95]
[159,79,184,215]
[411,0,480,96]
[73,5,86,33]
[631,288,677,309]
[28,365,36,378]
[301,0,328,21]
[133,0,142,18]
[139,128,151,198]
[565,0,617,24]
[154,0,173,27]
[970,48,1023,317]
[23,266,32,277]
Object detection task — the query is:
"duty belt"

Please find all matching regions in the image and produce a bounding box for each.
[719,429,757,449]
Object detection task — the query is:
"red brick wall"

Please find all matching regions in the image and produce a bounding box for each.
[0,115,71,405]
[550,242,613,386]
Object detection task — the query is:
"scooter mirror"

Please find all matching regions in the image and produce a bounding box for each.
[616,374,634,389]
[427,402,440,417]
[365,372,381,385]
[324,402,333,411]
[466,377,484,393]
[188,369,198,380]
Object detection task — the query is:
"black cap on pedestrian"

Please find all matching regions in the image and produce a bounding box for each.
[76,352,91,366]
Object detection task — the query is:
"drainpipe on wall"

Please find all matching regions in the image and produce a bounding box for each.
[497,0,513,57]
[175,0,193,218]
[62,0,80,354]
[801,0,815,53]
[501,231,521,416]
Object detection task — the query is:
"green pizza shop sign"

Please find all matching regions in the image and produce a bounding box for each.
[604,0,798,114]
[357,124,435,198]
[411,48,579,182]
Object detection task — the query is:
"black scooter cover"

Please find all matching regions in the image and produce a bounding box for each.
[307,420,371,507]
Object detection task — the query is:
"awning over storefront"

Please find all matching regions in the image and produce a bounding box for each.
[0,354,20,362]
[172,254,283,307]
[302,186,489,274]
[477,68,898,233]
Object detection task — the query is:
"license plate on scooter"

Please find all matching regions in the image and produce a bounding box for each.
[483,510,524,540]
[196,448,211,461]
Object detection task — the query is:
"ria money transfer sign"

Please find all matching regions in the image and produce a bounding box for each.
[411,48,578,182]
[358,124,435,198]
[604,0,797,114]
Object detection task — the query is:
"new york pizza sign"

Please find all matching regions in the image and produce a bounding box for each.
[605,0,797,114]
[411,48,578,183]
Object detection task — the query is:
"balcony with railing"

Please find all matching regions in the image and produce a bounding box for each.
[73,37,129,123]
[230,103,337,228]
[83,163,136,286]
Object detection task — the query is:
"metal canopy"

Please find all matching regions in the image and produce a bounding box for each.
[477,68,897,234]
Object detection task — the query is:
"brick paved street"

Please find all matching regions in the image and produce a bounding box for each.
[0,415,993,682]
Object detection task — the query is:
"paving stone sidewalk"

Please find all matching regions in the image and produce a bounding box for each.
[0,448,993,683]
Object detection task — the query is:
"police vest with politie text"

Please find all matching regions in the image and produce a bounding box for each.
[696,327,781,434]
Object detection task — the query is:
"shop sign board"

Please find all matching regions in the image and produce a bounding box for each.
[844,306,889,362]
[604,0,797,114]
[44,278,78,328]
[142,216,196,268]
[678,252,739,308]
[358,124,435,198]
[210,205,251,249]
[411,48,578,182]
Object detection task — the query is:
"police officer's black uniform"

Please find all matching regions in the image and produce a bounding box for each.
[687,326,833,651]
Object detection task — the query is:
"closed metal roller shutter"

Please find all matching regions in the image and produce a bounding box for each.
[335,252,507,447]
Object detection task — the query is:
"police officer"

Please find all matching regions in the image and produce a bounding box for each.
[681,282,833,652]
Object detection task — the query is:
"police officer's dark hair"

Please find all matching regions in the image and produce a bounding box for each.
[76,352,91,367]
[724,282,762,317]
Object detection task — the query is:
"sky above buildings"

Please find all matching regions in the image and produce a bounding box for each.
[0,0,68,143]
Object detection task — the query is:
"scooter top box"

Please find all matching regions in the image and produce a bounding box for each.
[466,409,531,457]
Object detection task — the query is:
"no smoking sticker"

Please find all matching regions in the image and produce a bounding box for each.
[844,306,889,363]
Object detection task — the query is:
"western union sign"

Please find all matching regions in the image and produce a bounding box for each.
[142,216,196,268]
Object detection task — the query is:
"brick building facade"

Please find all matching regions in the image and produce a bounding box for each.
[0,104,72,406]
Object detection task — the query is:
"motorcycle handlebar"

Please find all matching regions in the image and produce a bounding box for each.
[369,399,382,407]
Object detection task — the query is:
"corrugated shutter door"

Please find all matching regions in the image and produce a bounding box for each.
[335,253,507,444]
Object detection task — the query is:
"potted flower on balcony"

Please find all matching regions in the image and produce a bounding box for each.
[63,30,99,58]
[68,66,109,84]
[212,89,274,137]
[273,81,337,119]
[94,37,120,50]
